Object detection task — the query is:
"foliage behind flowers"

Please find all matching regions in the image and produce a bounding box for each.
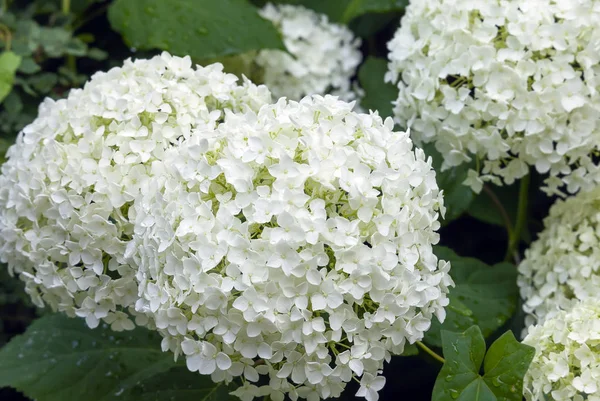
[0,1,592,401]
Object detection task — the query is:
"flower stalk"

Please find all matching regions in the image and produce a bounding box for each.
[416,341,445,364]
[505,173,530,262]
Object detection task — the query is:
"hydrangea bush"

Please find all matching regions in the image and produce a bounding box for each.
[387,0,600,195]
[518,186,600,330]
[523,299,600,401]
[0,52,271,331]
[128,95,451,400]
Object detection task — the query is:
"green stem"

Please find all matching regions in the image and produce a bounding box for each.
[0,24,10,50]
[483,184,513,239]
[62,0,70,14]
[67,55,76,72]
[61,0,77,74]
[416,341,445,364]
[505,173,530,262]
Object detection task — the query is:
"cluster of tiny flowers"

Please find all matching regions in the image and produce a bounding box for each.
[0,52,271,331]
[386,0,600,195]
[523,298,600,401]
[128,95,452,401]
[518,185,600,331]
[249,3,363,102]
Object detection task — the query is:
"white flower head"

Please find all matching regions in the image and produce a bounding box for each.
[518,186,600,331]
[523,298,600,401]
[0,52,271,330]
[130,95,452,400]
[387,0,600,195]
[253,3,363,101]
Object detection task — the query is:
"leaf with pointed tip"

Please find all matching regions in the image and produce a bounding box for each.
[432,327,534,401]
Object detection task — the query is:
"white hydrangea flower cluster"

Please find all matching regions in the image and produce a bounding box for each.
[518,186,600,330]
[523,298,600,401]
[252,3,363,101]
[386,0,600,195]
[0,52,271,331]
[129,95,452,401]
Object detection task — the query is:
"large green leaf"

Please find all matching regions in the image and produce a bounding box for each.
[432,327,534,401]
[349,12,399,38]
[357,57,396,119]
[425,247,518,347]
[108,0,285,60]
[258,0,407,22]
[339,0,409,23]
[123,366,235,401]
[0,314,235,401]
[0,51,22,104]
[422,144,475,224]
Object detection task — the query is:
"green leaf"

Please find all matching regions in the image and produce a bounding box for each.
[65,38,89,57]
[27,72,58,94]
[108,0,286,60]
[0,314,235,401]
[349,12,399,38]
[87,48,109,61]
[482,332,535,399]
[38,27,74,58]
[123,366,236,401]
[357,57,396,119]
[432,327,535,401]
[425,247,518,347]
[17,57,41,74]
[339,0,409,23]
[0,51,22,104]
[262,0,407,22]
[422,143,474,223]
[3,91,22,115]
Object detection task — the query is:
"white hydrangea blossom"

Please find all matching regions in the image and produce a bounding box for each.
[523,299,600,401]
[518,186,600,331]
[387,0,600,195]
[0,52,271,331]
[253,3,362,101]
[129,95,452,401]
